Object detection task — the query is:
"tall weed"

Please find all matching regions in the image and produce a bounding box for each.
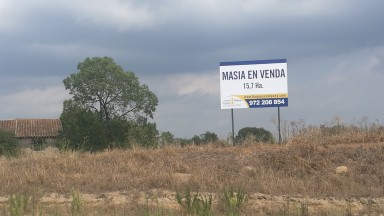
[222,188,247,216]
[176,188,213,216]
[9,193,29,216]
[71,188,82,216]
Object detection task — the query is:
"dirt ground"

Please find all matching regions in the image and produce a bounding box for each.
[1,189,384,215]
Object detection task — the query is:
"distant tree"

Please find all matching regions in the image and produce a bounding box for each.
[0,130,20,157]
[191,135,202,145]
[160,131,175,145]
[236,127,275,144]
[190,131,219,145]
[174,138,190,147]
[200,131,219,143]
[60,57,158,150]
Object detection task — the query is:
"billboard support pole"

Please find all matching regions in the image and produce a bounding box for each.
[278,106,282,144]
[231,109,235,145]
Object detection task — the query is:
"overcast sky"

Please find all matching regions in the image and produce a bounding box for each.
[1,0,383,139]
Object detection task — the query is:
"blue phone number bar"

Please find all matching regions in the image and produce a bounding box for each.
[246,98,288,108]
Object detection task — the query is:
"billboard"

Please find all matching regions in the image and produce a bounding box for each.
[220,59,288,109]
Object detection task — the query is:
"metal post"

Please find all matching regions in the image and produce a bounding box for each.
[278,106,282,144]
[231,109,235,145]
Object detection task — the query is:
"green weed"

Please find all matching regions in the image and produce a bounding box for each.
[9,193,29,216]
[176,188,213,216]
[141,193,173,216]
[71,188,82,216]
[269,200,310,216]
[222,187,247,216]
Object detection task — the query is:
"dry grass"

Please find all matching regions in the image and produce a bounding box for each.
[1,124,384,215]
[1,143,384,196]
[288,124,384,146]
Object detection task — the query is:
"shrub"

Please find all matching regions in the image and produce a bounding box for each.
[236,127,275,144]
[160,131,175,146]
[32,138,47,151]
[190,131,219,146]
[127,117,159,148]
[201,131,219,144]
[222,188,247,216]
[71,188,82,216]
[0,130,20,157]
[176,189,213,216]
[8,193,30,216]
[59,100,159,151]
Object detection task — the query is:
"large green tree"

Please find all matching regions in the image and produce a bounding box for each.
[60,57,158,150]
[64,57,158,122]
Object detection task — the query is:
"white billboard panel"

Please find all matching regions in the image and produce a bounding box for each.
[220,59,288,109]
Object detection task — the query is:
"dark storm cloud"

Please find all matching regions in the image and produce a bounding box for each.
[3,0,383,76]
[1,0,384,137]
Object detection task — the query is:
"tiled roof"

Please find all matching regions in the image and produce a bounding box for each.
[0,119,62,138]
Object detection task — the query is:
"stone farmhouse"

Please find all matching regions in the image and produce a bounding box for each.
[0,119,62,149]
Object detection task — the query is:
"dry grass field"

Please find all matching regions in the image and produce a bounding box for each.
[1,123,384,215]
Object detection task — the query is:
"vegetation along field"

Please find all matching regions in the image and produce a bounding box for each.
[1,121,384,216]
[1,57,384,215]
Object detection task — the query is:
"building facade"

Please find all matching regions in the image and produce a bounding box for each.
[0,119,62,149]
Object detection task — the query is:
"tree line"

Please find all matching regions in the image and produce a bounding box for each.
[0,57,274,155]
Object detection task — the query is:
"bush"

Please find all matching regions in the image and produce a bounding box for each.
[201,131,219,144]
[59,100,159,151]
[221,188,247,216]
[127,117,159,148]
[160,131,174,146]
[236,127,275,144]
[0,130,20,157]
[58,102,110,151]
[176,189,213,216]
[32,138,47,151]
[190,131,219,146]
